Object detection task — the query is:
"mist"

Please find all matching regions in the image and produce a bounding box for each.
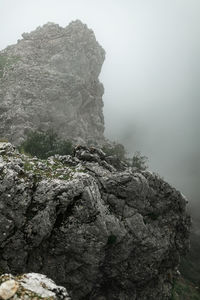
[0,0,199,210]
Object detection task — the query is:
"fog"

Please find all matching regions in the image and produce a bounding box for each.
[0,0,199,211]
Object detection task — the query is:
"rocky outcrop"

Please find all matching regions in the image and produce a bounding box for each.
[0,21,105,145]
[0,273,70,299]
[0,142,190,299]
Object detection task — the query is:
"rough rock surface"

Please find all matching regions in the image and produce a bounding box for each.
[0,21,105,145]
[0,142,190,299]
[0,273,70,299]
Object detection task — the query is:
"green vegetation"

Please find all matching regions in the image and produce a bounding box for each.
[17,129,78,181]
[171,277,200,300]
[172,229,200,299]
[18,129,73,159]
[0,56,8,77]
[131,151,148,171]
[180,231,200,286]
[102,143,126,161]
[0,55,20,78]
[0,138,8,142]
[22,158,73,181]
[87,139,98,147]
[102,144,148,171]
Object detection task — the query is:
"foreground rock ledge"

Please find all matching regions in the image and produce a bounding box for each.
[0,273,70,299]
[0,143,190,299]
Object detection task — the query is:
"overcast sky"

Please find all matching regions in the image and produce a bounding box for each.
[0,0,199,209]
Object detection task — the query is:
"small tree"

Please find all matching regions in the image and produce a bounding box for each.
[102,143,126,161]
[132,151,148,171]
[19,129,73,159]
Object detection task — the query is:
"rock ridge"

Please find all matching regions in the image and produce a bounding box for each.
[0,142,190,299]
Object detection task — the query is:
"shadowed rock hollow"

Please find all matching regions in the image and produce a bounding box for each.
[0,143,190,299]
[0,20,105,145]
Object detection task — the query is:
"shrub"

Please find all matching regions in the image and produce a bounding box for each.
[171,277,200,300]
[102,142,126,161]
[18,129,73,159]
[102,143,149,171]
[132,151,148,171]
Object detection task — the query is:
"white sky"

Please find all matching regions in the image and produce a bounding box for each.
[0,0,200,207]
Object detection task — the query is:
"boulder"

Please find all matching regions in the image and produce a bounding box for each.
[0,273,70,299]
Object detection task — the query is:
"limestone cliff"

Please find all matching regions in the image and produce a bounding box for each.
[0,143,190,299]
[0,21,105,145]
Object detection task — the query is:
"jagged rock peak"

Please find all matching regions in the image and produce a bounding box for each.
[21,20,102,48]
[0,20,105,145]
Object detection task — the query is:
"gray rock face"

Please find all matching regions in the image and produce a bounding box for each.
[0,143,190,299]
[0,21,105,145]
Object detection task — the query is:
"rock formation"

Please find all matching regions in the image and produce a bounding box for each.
[0,142,190,299]
[0,21,105,145]
[0,273,70,299]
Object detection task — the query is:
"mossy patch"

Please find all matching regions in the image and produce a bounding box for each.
[1,144,86,183]
[22,157,84,182]
[0,55,21,78]
[171,277,200,300]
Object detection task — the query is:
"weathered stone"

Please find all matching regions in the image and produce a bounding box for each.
[0,273,70,299]
[0,143,191,299]
[0,21,105,145]
[0,279,18,300]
